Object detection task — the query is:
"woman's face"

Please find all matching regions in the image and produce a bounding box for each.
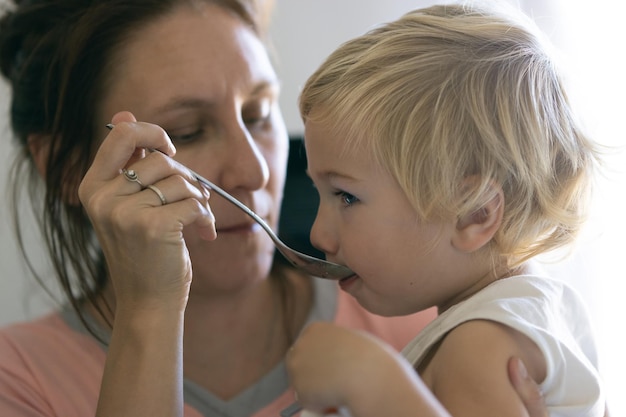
[98,3,289,291]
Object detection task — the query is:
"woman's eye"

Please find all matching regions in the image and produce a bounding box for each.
[243,112,270,127]
[243,100,271,127]
[167,129,203,145]
[334,191,359,207]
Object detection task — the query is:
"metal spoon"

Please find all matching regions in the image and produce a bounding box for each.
[106,124,355,280]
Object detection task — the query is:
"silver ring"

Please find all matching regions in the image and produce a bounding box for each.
[122,168,145,189]
[146,184,167,205]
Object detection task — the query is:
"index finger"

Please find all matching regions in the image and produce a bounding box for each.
[89,112,176,183]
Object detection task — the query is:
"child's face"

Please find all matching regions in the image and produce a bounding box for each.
[304,118,484,316]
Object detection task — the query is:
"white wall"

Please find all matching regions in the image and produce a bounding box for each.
[270,0,450,135]
[1,0,624,414]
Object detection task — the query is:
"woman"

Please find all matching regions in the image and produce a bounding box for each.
[0,1,545,416]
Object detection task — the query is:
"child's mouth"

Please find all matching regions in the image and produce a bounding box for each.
[338,274,359,290]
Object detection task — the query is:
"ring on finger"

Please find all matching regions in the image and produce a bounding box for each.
[146,184,167,205]
[122,168,145,189]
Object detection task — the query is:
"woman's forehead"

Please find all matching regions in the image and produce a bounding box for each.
[101,3,278,118]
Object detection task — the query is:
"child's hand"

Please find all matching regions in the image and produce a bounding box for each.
[286,322,412,415]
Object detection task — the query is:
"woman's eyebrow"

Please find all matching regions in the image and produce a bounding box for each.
[153,97,216,114]
[249,80,281,98]
[153,80,281,114]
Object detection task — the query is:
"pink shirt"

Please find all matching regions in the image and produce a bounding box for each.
[0,284,435,417]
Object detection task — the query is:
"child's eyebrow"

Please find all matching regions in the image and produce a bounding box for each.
[305,169,360,186]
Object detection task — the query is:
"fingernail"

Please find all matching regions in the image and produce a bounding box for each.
[516,357,528,379]
[106,123,115,130]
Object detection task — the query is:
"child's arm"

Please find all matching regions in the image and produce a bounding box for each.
[287,320,546,417]
[286,322,450,417]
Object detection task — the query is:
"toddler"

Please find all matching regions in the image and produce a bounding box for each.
[287,3,606,417]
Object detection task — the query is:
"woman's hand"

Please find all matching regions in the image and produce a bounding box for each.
[508,357,548,417]
[78,111,216,314]
[79,111,217,417]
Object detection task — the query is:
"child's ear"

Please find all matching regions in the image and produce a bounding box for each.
[452,181,504,253]
[27,133,51,178]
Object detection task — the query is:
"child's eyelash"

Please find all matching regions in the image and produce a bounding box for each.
[334,191,359,207]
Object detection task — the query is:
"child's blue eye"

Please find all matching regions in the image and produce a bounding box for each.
[335,191,359,207]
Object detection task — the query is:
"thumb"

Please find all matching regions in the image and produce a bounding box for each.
[111,110,138,124]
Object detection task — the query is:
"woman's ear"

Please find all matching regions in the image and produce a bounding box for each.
[27,133,52,178]
[452,181,504,253]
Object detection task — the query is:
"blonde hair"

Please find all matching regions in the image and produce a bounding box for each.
[299,3,599,266]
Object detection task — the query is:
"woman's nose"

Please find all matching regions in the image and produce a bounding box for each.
[220,125,270,192]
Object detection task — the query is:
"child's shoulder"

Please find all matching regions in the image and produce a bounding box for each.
[408,270,604,416]
[418,318,545,415]
[434,318,546,382]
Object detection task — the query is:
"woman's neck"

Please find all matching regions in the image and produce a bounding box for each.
[182,267,313,399]
[86,266,313,400]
